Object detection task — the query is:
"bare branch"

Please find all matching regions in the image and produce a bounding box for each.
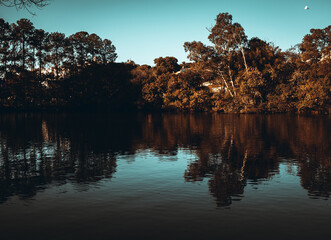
[0,0,49,15]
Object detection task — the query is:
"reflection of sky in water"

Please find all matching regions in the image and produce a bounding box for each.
[0,113,330,239]
[13,149,322,207]
[1,150,329,240]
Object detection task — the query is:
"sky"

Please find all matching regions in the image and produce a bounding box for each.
[0,0,330,65]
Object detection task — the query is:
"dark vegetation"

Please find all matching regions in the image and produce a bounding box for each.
[0,13,330,113]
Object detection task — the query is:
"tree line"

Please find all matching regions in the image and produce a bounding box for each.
[0,18,117,77]
[0,13,330,113]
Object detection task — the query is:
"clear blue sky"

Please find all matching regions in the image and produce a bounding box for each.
[0,0,330,65]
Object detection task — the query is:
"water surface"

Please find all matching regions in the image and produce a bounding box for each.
[0,113,330,240]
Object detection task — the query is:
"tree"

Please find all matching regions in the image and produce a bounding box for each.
[68,31,90,67]
[184,13,249,99]
[49,32,65,79]
[208,12,248,72]
[100,39,117,64]
[163,70,211,111]
[14,18,35,72]
[300,26,330,62]
[131,57,181,109]
[143,57,181,108]
[292,25,331,112]
[237,67,265,107]
[7,23,20,73]
[0,18,120,110]
[244,38,287,101]
[153,56,181,74]
[0,19,10,79]
[31,29,49,78]
[87,33,103,63]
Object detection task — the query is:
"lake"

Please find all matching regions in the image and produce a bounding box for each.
[0,112,330,240]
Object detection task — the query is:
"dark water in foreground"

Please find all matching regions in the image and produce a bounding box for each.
[0,113,330,240]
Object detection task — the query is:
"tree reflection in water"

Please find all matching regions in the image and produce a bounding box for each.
[0,113,330,206]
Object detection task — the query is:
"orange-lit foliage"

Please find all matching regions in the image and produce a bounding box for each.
[0,16,329,113]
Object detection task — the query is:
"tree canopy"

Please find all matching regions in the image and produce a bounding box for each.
[0,14,330,114]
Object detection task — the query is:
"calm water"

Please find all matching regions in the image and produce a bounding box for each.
[0,113,330,240]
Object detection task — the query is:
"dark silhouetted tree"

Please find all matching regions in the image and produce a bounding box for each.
[49,32,65,79]
[87,33,103,63]
[68,31,89,67]
[0,19,10,79]
[31,29,48,78]
[14,18,34,72]
[100,39,117,64]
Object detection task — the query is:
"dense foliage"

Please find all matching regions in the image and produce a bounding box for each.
[0,14,330,113]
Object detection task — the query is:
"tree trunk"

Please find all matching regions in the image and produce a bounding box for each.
[228,68,236,96]
[39,53,42,78]
[55,48,58,79]
[22,37,25,71]
[32,48,35,71]
[218,69,234,97]
[240,46,248,73]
